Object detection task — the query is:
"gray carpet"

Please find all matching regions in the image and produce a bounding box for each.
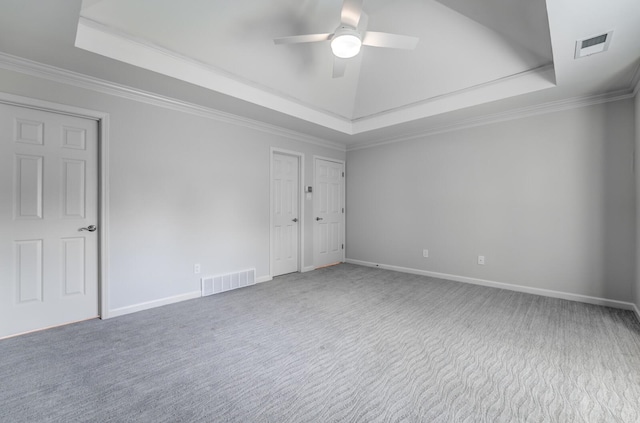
[1,264,640,422]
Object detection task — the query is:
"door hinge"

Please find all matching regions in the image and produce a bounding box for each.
[342,208,344,213]
[342,171,345,177]
[342,244,344,250]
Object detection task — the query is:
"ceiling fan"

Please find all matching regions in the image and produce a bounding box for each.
[273,0,419,78]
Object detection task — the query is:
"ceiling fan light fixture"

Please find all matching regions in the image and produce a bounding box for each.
[331,29,362,59]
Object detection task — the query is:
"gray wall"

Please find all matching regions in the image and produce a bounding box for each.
[0,68,344,312]
[347,99,636,302]
[636,91,640,310]
[1,63,638,313]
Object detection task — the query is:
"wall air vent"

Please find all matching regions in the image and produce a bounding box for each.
[575,31,613,59]
[201,268,256,297]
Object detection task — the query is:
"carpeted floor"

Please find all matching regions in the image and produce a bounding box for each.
[1,263,640,422]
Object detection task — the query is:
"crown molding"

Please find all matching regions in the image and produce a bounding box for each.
[351,64,556,134]
[75,17,561,136]
[1,50,635,155]
[347,89,635,151]
[75,17,354,135]
[0,51,346,152]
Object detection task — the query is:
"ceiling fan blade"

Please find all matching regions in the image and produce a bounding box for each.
[333,57,347,78]
[357,11,369,32]
[341,0,363,28]
[362,31,419,50]
[274,33,332,45]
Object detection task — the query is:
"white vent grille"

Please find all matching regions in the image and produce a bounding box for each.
[575,31,613,59]
[201,268,256,297]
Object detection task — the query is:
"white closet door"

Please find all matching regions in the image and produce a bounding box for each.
[272,153,300,276]
[0,103,98,338]
[314,158,344,268]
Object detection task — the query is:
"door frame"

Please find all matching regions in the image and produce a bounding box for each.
[270,147,304,278]
[0,92,111,319]
[313,155,346,266]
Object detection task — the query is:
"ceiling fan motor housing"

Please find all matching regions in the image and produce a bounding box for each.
[331,26,362,58]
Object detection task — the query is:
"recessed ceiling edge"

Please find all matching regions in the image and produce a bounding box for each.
[75,17,556,135]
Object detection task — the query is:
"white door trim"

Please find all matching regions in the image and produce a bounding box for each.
[313,155,346,266]
[0,92,111,319]
[270,147,304,278]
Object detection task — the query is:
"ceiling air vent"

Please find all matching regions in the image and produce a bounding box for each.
[575,31,613,59]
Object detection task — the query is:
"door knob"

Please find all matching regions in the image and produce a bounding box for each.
[79,225,97,232]
[316,217,323,221]
[292,218,298,222]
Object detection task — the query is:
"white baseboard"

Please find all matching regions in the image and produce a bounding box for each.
[633,303,640,323]
[108,290,202,319]
[256,275,273,284]
[110,273,273,318]
[302,266,315,273]
[345,258,637,312]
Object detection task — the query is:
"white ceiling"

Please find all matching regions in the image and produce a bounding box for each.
[76,0,557,134]
[0,0,639,147]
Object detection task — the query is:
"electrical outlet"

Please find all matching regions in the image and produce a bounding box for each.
[423,249,429,258]
[194,263,201,274]
[477,256,485,265]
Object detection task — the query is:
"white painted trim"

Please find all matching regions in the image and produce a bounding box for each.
[75,18,353,134]
[256,275,273,284]
[633,303,640,323]
[0,91,107,120]
[74,18,561,136]
[345,259,638,311]
[313,156,347,266]
[347,90,635,151]
[98,115,111,319]
[0,51,345,152]
[108,291,201,318]
[270,148,305,277]
[0,91,112,319]
[302,266,316,273]
[1,50,636,152]
[352,64,556,134]
[97,116,114,321]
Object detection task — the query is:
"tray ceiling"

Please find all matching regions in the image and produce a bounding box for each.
[75,0,556,134]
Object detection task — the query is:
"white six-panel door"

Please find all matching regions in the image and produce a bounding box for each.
[0,103,98,338]
[272,153,300,277]
[314,158,344,268]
